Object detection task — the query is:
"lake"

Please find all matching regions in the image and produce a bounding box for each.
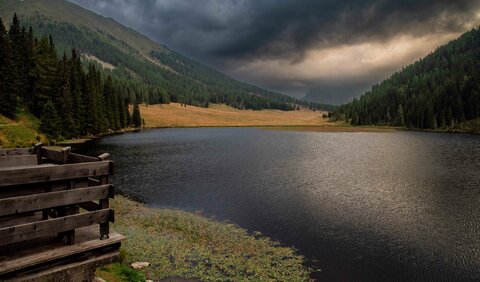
[77,128,480,281]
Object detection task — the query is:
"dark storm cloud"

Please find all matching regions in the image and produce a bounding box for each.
[70,0,479,60]
[68,0,480,103]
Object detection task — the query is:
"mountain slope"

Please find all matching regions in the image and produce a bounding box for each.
[333,27,480,130]
[0,0,328,111]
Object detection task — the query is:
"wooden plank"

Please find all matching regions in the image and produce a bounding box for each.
[0,233,124,275]
[0,177,92,199]
[0,185,112,217]
[0,164,54,171]
[68,153,99,163]
[0,161,111,187]
[10,250,120,281]
[0,209,112,246]
[0,212,43,229]
[41,147,71,164]
[0,148,33,157]
[0,155,38,168]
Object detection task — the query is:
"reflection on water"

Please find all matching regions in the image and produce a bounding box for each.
[77,128,480,281]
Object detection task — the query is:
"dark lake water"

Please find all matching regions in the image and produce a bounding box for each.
[77,128,480,281]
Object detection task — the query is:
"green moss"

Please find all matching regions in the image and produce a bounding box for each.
[111,196,311,281]
[97,263,146,282]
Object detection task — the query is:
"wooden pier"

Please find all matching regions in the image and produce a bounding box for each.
[0,143,124,281]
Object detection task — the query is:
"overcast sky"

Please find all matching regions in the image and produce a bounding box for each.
[69,0,480,104]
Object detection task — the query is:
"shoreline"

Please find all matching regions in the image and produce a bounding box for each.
[59,124,480,146]
[59,124,397,145]
[104,195,312,281]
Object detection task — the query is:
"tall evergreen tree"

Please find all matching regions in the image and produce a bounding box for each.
[21,26,36,109]
[40,100,60,138]
[125,98,132,126]
[103,76,120,130]
[395,104,405,126]
[8,14,24,112]
[32,36,57,116]
[117,94,127,128]
[132,101,141,128]
[55,53,76,137]
[0,18,16,118]
[69,48,86,134]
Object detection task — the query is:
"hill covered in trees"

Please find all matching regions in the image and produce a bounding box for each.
[0,0,330,112]
[0,14,141,140]
[332,28,480,130]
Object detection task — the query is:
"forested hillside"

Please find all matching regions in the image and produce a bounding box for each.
[0,0,330,111]
[333,28,480,130]
[0,14,141,140]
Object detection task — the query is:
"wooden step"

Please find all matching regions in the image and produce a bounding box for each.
[0,230,124,275]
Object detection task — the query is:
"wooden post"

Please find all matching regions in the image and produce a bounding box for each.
[98,153,110,240]
[65,205,77,245]
[35,143,49,220]
[60,147,71,164]
[34,142,43,165]
[99,175,109,240]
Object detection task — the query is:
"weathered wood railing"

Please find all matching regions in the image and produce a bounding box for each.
[0,143,123,280]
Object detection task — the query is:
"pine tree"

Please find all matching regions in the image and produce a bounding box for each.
[84,65,100,134]
[132,101,141,128]
[32,36,58,116]
[22,26,36,109]
[70,48,86,135]
[40,100,60,138]
[103,76,120,130]
[396,104,405,126]
[8,14,21,106]
[8,14,21,51]
[125,99,132,126]
[92,67,108,133]
[117,95,127,128]
[56,53,76,137]
[0,17,17,118]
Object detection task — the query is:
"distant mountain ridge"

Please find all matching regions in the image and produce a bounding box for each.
[333,27,480,131]
[0,0,332,111]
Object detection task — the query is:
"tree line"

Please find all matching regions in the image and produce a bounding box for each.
[24,14,330,112]
[332,27,480,129]
[0,14,142,139]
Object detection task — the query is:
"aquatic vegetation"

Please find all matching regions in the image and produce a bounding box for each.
[111,196,311,281]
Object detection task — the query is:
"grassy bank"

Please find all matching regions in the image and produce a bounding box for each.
[108,196,311,281]
[0,112,47,147]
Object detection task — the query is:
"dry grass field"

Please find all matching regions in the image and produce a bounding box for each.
[263,125,399,133]
[140,103,329,127]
